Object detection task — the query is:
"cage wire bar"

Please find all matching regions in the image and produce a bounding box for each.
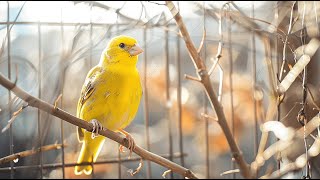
[143,26,152,179]
[6,1,14,179]
[175,2,185,172]
[115,11,122,179]
[37,19,43,179]
[60,7,66,179]
[275,3,281,171]
[251,0,257,161]
[251,1,259,176]
[165,20,174,180]
[89,2,96,179]
[0,1,189,179]
[224,4,236,179]
[202,1,210,179]
[115,10,122,179]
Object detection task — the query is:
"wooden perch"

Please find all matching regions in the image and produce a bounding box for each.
[0,143,66,164]
[165,1,253,179]
[0,73,198,179]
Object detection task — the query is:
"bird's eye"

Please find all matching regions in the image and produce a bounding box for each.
[119,43,125,48]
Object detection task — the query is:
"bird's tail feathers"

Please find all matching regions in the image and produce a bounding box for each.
[74,137,105,175]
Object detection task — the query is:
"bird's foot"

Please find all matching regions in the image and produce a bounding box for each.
[89,119,103,139]
[118,129,136,159]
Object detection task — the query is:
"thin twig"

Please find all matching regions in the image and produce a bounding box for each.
[128,158,143,176]
[165,1,253,178]
[280,102,300,121]
[279,1,296,81]
[208,43,222,76]
[162,169,172,178]
[0,73,198,179]
[1,104,28,133]
[207,3,225,76]
[220,169,240,176]
[306,86,320,111]
[201,113,218,122]
[197,27,206,53]
[0,1,27,46]
[54,93,62,109]
[147,1,166,6]
[252,131,279,173]
[217,64,224,102]
[184,74,201,82]
[0,143,66,164]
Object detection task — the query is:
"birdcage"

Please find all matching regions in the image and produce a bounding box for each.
[0,1,320,179]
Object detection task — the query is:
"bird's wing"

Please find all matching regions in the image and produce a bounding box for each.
[76,66,103,142]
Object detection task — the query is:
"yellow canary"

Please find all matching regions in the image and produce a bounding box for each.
[74,35,143,175]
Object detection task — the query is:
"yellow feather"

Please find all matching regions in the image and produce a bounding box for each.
[75,35,143,175]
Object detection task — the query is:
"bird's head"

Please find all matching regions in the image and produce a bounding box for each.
[100,35,143,67]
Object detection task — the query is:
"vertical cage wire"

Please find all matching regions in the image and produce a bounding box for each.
[89,2,95,178]
[6,1,13,179]
[251,2,259,177]
[202,1,210,179]
[115,13,122,179]
[275,1,281,171]
[226,5,235,180]
[203,70,209,179]
[251,2,259,178]
[59,7,66,179]
[175,2,185,170]
[89,2,93,69]
[37,20,43,179]
[164,22,174,179]
[143,26,152,179]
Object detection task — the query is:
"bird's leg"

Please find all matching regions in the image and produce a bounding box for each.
[118,129,135,158]
[89,119,103,139]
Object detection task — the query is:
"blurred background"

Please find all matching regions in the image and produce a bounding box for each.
[0,1,320,179]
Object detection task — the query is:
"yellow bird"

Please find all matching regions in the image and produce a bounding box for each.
[74,35,143,175]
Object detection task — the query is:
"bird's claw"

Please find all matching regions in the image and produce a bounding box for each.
[89,119,103,139]
[118,131,136,159]
[125,133,135,159]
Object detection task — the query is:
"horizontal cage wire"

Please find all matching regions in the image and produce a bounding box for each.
[0,1,320,179]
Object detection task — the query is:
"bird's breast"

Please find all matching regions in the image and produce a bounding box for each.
[95,68,142,130]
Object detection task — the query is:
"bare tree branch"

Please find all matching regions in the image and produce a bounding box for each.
[0,143,66,164]
[165,1,253,179]
[0,73,198,179]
